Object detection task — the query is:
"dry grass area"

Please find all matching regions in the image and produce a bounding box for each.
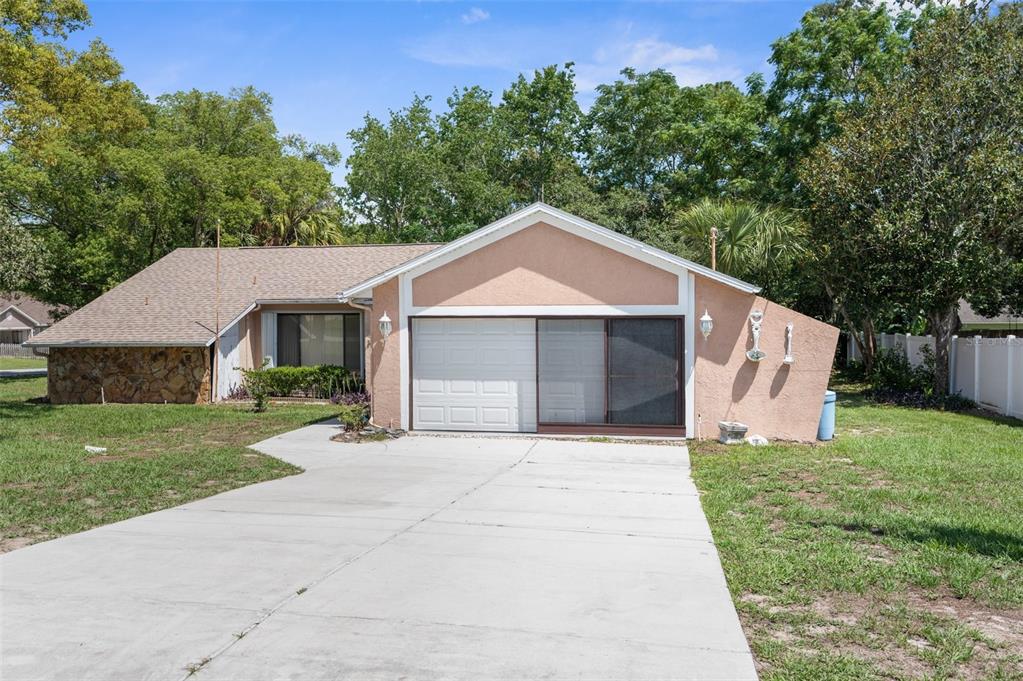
[692,385,1023,680]
[0,376,336,551]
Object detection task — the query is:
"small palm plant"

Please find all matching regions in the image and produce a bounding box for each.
[656,198,808,287]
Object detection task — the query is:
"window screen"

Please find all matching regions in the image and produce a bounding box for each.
[276,313,360,372]
[538,319,605,423]
[607,319,680,425]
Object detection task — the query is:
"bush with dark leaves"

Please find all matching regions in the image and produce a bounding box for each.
[865,387,975,411]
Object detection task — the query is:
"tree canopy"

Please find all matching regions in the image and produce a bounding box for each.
[2,0,1018,374]
[803,1,1023,391]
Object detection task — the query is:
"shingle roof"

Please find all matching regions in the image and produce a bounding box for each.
[27,244,440,346]
[0,294,56,327]
[959,300,1023,330]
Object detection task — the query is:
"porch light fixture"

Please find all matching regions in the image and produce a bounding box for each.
[378,312,392,341]
[699,310,714,340]
[746,309,766,362]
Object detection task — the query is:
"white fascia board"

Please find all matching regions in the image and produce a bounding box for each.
[205,302,259,346]
[408,305,686,317]
[255,298,344,305]
[338,202,761,300]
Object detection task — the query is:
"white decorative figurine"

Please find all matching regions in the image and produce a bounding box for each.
[746,310,766,362]
[784,322,795,364]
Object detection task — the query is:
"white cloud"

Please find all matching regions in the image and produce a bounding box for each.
[405,22,744,98]
[576,36,733,93]
[461,7,490,25]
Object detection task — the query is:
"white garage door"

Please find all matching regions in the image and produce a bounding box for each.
[412,318,537,432]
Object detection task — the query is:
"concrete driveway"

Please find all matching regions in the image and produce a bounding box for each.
[0,425,756,680]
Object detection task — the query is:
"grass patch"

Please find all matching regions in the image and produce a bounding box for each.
[0,377,336,551]
[0,356,47,370]
[692,379,1023,680]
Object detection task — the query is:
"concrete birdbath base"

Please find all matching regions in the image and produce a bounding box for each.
[718,421,749,445]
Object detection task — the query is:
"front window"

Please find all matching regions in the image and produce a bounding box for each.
[276,313,362,374]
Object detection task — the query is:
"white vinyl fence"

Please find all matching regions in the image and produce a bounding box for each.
[0,342,44,359]
[848,333,1022,419]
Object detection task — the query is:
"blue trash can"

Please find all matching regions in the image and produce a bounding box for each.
[818,390,837,441]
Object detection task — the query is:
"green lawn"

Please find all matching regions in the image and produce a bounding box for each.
[693,381,1023,680]
[0,356,47,370]
[0,376,337,552]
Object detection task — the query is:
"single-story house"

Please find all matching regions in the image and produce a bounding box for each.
[1,294,55,345]
[958,300,1022,337]
[27,204,839,441]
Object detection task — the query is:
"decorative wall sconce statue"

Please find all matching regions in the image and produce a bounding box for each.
[746,310,766,362]
[784,322,795,364]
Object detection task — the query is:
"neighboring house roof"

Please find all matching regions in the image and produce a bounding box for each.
[338,202,762,300]
[0,293,56,327]
[27,244,440,347]
[959,300,1023,331]
[0,315,33,331]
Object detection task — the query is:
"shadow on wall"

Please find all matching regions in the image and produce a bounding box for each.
[699,296,793,403]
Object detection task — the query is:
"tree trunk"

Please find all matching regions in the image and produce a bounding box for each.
[860,317,877,375]
[929,307,957,397]
[824,280,877,373]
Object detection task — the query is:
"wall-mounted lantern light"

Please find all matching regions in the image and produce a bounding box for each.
[700,309,714,340]
[746,309,766,362]
[378,312,392,341]
[783,322,795,364]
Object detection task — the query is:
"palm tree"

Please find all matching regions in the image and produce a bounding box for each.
[656,198,807,287]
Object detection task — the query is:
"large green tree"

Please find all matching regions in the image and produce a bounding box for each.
[344,96,446,242]
[498,63,584,205]
[1,0,342,308]
[0,0,146,155]
[583,69,767,239]
[803,2,1023,392]
[765,0,919,203]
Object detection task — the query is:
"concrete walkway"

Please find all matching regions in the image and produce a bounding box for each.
[0,368,46,378]
[0,424,756,680]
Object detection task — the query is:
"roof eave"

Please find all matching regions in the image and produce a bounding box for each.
[24,340,211,348]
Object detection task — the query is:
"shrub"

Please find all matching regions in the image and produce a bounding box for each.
[865,345,974,411]
[225,383,250,400]
[337,402,368,431]
[240,364,362,402]
[866,387,975,412]
[331,390,370,406]
[869,347,932,394]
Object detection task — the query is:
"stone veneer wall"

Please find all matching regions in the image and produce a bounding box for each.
[48,346,211,404]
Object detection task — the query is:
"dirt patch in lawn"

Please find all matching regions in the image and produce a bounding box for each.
[0,536,37,553]
[740,589,1023,680]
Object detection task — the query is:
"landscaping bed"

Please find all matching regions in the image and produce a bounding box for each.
[692,382,1023,680]
[0,376,336,552]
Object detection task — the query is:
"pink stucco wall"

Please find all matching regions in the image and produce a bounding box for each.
[412,222,678,307]
[694,276,839,442]
[367,278,402,429]
[369,225,839,441]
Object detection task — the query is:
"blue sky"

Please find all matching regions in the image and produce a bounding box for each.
[76,1,816,178]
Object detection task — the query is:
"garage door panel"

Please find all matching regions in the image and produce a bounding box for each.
[449,380,478,394]
[413,318,537,432]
